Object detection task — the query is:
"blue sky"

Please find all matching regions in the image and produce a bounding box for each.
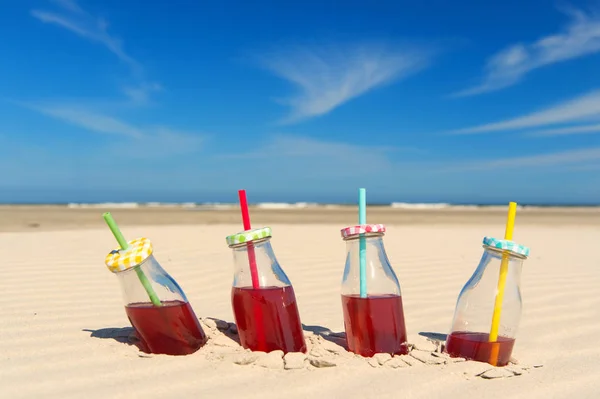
[1,0,599,204]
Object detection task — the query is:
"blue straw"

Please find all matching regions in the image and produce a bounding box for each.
[358,188,367,298]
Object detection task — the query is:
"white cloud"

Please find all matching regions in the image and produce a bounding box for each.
[24,102,203,157]
[527,123,600,136]
[259,43,432,123]
[122,82,163,105]
[32,104,144,137]
[31,0,160,104]
[217,134,405,176]
[453,8,600,97]
[566,162,600,171]
[31,1,139,71]
[451,147,600,171]
[51,0,84,14]
[226,134,393,158]
[109,127,205,159]
[449,89,600,134]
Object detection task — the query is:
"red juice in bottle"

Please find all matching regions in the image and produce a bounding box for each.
[125,300,207,355]
[339,222,409,358]
[342,294,408,357]
[445,332,515,366]
[104,236,207,356]
[226,227,307,354]
[231,286,306,353]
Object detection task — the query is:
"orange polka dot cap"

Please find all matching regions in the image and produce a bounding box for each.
[105,237,154,273]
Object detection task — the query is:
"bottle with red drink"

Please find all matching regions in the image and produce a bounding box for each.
[226,227,307,354]
[104,237,207,356]
[340,224,409,357]
[445,237,530,366]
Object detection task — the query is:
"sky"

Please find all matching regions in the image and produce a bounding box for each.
[0,0,599,204]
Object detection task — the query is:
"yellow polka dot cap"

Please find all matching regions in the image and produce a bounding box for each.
[105,237,154,273]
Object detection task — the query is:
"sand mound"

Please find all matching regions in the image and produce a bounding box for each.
[103,317,541,380]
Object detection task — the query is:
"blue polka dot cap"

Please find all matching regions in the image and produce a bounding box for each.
[483,236,530,257]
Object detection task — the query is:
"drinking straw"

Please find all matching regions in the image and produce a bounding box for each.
[236,190,266,350]
[102,212,162,307]
[238,190,260,289]
[488,202,517,365]
[358,188,367,298]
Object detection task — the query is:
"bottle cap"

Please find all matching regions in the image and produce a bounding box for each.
[483,236,530,257]
[226,227,272,246]
[105,237,154,273]
[341,224,386,239]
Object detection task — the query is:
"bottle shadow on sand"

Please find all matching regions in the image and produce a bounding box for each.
[83,316,242,353]
[302,323,348,349]
[418,332,447,342]
[82,327,139,348]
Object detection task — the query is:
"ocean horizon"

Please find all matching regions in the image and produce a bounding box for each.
[2,201,599,208]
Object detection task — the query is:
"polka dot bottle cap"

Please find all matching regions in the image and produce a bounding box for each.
[226,227,272,246]
[105,237,154,273]
[483,236,530,257]
[341,224,386,239]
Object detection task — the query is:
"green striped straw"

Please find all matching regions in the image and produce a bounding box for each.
[102,212,162,307]
[358,188,367,298]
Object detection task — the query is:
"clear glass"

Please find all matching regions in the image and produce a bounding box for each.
[445,246,526,366]
[114,254,207,356]
[116,255,188,305]
[340,232,408,357]
[341,233,402,296]
[229,237,306,354]
[231,238,292,289]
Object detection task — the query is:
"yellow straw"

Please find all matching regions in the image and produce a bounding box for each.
[488,201,517,365]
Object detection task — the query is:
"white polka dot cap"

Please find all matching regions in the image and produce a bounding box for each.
[341,224,386,239]
[226,227,272,246]
[483,236,530,257]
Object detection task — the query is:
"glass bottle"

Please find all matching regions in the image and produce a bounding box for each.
[340,224,408,357]
[104,237,207,355]
[445,236,530,366]
[226,227,307,354]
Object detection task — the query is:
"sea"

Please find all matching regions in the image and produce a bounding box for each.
[33,202,599,210]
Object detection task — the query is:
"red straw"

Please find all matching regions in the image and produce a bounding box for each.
[238,190,260,289]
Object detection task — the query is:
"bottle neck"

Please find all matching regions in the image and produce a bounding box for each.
[344,233,385,255]
[230,238,291,289]
[477,247,525,283]
[341,233,401,296]
[115,255,188,306]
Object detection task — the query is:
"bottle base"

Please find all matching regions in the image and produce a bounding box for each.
[445,331,515,367]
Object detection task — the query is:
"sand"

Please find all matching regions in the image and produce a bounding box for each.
[2,205,600,232]
[1,209,600,398]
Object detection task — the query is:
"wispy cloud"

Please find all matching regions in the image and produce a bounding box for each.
[224,134,395,159]
[24,102,204,158]
[526,123,600,136]
[451,147,600,171]
[217,134,406,176]
[452,7,600,97]
[31,104,144,138]
[31,0,139,71]
[31,0,159,103]
[259,43,432,123]
[122,82,163,105]
[449,89,600,134]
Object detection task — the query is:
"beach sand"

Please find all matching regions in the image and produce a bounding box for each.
[1,207,599,398]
